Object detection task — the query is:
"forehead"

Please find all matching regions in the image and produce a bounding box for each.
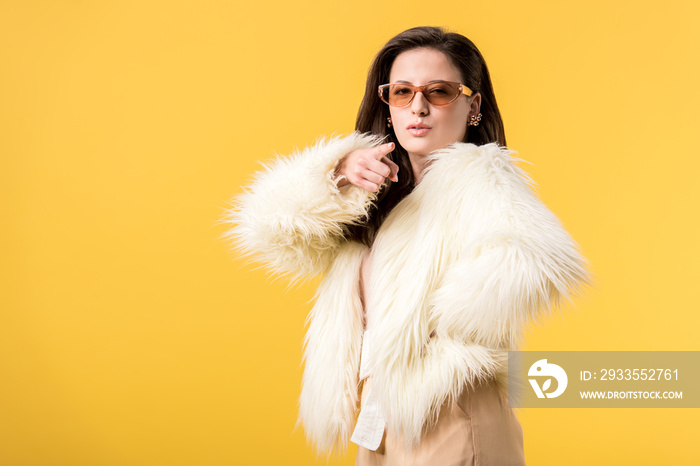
[389,48,462,84]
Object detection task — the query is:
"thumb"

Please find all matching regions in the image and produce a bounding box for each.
[381,156,399,182]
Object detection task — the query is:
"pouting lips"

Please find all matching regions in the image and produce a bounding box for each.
[407,123,432,130]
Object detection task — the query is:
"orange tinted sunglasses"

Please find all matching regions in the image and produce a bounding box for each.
[378,80,474,107]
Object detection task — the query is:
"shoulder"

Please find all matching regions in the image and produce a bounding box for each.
[418,142,536,201]
[427,142,529,179]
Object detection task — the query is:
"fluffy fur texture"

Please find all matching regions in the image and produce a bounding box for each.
[224,132,386,286]
[225,133,590,453]
[296,240,368,453]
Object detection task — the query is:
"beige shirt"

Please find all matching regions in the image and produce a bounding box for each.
[351,248,387,450]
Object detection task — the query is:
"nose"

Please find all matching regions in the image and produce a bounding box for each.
[410,91,429,116]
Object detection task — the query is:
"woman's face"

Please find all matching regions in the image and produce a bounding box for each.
[388,48,479,158]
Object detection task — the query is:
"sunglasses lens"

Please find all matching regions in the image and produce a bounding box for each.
[384,84,414,107]
[423,82,460,105]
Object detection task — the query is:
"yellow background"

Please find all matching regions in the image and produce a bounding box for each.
[1,0,698,464]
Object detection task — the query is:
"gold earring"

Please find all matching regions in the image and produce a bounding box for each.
[387,117,392,128]
[468,113,482,127]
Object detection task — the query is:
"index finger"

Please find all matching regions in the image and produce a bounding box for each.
[371,142,395,159]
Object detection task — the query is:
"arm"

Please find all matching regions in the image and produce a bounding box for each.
[224,132,387,284]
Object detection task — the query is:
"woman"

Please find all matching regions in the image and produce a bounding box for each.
[226,26,589,464]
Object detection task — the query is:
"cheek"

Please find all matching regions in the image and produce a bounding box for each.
[389,108,404,125]
[444,108,469,141]
[389,109,410,139]
[451,119,468,142]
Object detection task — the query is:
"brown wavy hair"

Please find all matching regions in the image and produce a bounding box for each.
[346,26,507,247]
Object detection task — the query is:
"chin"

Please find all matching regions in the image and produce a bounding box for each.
[399,139,443,156]
[396,132,457,155]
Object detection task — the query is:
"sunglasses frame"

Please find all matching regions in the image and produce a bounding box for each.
[378,80,474,108]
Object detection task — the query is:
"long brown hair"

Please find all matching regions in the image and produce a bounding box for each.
[346,26,506,247]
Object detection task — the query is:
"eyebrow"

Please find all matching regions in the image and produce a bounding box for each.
[394,79,448,84]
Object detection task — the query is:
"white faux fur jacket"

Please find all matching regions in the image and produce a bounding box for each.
[226,132,589,454]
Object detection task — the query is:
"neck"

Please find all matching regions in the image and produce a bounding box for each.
[408,153,433,185]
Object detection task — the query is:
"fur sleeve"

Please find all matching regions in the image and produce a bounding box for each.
[224,132,385,283]
[427,143,591,349]
[296,241,367,454]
